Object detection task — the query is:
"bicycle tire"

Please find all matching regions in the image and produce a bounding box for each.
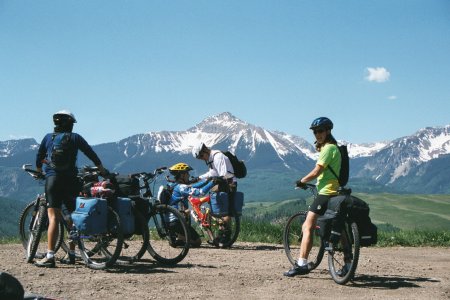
[147,204,190,265]
[26,204,47,263]
[328,221,360,285]
[283,211,325,269]
[204,213,241,248]
[78,207,124,270]
[115,207,150,264]
[20,200,65,259]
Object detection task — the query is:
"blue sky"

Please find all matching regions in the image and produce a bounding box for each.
[1,1,449,145]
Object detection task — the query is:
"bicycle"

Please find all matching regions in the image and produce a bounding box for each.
[188,189,242,248]
[19,165,124,270]
[19,165,73,263]
[283,184,360,285]
[123,167,191,265]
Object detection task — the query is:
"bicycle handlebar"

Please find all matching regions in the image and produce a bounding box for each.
[128,167,168,181]
[22,164,45,180]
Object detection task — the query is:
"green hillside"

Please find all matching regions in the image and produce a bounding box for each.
[244,192,450,231]
[0,196,24,238]
[358,193,450,230]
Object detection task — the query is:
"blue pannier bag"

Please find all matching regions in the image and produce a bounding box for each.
[71,197,108,235]
[111,197,135,235]
[210,192,229,217]
[231,192,244,216]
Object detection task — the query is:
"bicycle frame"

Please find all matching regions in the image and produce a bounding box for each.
[188,195,212,227]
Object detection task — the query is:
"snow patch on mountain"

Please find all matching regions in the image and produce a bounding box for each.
[344,141,389,158]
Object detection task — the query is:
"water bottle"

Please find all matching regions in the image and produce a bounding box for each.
[190,210,199,222]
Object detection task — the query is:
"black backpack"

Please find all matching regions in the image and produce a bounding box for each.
[328,144,349,187]
[50,132,75,171]
[222,151,247,178]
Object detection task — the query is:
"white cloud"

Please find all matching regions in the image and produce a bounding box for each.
[365,67,390,83]
[388,95,397,100]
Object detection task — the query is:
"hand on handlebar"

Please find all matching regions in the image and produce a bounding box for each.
[295,179,307,190]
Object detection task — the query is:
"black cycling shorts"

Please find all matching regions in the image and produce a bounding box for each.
[308,194,332,216]
[45,175,80,211]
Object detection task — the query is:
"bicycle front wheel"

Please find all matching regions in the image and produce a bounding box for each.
[328,221,360,285]
[19,200,64,260]
[78,207,124,270]
[26,204,47,263]
[283,211,325,269]
[147,204,190,265]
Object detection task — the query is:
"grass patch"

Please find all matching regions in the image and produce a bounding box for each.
[237,219,450,247]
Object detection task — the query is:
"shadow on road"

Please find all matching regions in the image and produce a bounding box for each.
[105,258,218,274]
[350,274,440,289]
[227,244,284,251]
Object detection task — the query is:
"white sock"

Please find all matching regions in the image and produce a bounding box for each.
[46,251,55,259]
[297,258,308,267]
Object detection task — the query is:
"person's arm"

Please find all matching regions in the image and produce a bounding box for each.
[74,134,106,174]
[299,164,324,184]
[35,135,49,172]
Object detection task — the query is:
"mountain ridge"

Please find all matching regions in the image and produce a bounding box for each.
[1,112,450,200]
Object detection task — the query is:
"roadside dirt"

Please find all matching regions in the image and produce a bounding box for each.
[1,242,449,300]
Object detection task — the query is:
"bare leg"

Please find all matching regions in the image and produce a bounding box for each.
[47,208,61,252]
[299,211,319,261]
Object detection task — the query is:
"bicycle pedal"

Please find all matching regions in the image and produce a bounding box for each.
[324,243,334,252]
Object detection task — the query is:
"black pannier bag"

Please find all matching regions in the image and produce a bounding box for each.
[344,196,378,247]
[317,195,347,243]
[114,175,140,197]
[131,196,150,235]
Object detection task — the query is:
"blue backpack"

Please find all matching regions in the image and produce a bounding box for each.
[50,132,76,171]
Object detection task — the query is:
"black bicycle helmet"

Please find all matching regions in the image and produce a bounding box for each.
[309,117,333,130]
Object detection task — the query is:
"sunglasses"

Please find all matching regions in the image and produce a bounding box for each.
[313,129,326,134]
[196,151,205,159]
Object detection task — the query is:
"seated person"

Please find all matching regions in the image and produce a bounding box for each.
[167,162,215,247]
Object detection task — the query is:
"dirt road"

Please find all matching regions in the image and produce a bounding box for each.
[1,243,449,299]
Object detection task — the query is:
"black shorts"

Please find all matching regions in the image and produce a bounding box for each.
[308,194,332,216]
[45,175,80,211]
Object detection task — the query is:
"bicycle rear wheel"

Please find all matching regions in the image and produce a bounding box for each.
[204,213,240,248]
[283,211,325,269]
[328,221,360,285]
[78,207,124,270]
[147,204,189,265]
[116,208,150,264]
[20,200,65,259]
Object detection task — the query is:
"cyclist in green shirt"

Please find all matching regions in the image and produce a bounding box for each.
[284,117,341,277]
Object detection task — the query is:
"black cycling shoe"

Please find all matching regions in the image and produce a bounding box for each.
[283,263,310,277]
[60,253,75,265]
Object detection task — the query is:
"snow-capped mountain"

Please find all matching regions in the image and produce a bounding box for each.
[105,112,316,172]
[1,112,449,198]
[0,139,38,158]
[353,126,450,185]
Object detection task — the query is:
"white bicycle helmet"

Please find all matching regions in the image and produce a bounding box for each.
[192,141,206,159]
[53,109,77,123]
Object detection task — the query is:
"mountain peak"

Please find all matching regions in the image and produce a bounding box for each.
[192,112,248,132]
